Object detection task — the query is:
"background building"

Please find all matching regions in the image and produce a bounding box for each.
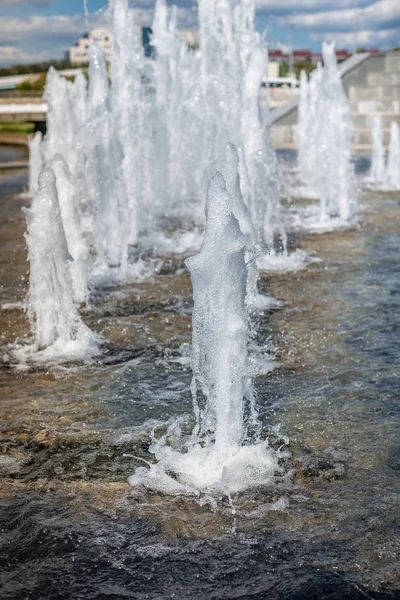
[69,26,115,64]
[69,27,200,65]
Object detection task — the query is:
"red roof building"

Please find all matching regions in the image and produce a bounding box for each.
[268,49,289,62]
[293,49,313,62]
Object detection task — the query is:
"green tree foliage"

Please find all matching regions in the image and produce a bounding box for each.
[279,60,316,79]
[16,72,47,92]
[0,59,83,77]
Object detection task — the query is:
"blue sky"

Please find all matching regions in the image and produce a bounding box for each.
[0,0,399,66]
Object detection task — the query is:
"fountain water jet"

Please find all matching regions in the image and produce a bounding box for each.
[295,44,357,228]
[13,168,99,364]
[315,43,356,222]
[28,131,43,196]
[31,0,292,268]
[50,154,89,304]
[385,121,400,189]
[366,115,386,187]
[221,143,280,310]
[296,64,323,197]
[129,163,281,496]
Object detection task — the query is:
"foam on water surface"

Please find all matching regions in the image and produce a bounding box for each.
[258,249,321,273]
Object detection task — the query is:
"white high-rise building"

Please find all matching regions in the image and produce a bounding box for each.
[69,27,115,64]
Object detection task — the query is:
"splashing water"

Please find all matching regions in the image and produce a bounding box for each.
[297,64,323,191]
[12,169,99,364]
[297,69,312,184]
[296,43,357,225]
[221,143,280,310]
[385,121,400,189]
[50,154,89,304]
[28,132,43,196]
[34,0,288,262]
[365,115,386,187]
[128,158,281,496]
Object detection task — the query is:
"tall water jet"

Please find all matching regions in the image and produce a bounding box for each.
[221,143,278,310]
[385,121,400,189]
[86,43,130,276]
[297,63,323,192]
[367,115,386,186]
[16,168,99,362]
[42,68,78,168]
[28,131,43,196]
[110,0,146,245]
[298,43,358,229]
[295,45,357,225]
[32,0,291,270]
[297,70,311,183]
[50,154,89,304]
[316,43,356,221]
[129,168,280,496]
[141,0,287,253]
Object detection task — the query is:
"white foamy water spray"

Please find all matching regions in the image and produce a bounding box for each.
[296,44,357,225]
[129,165,281,496]
[297,70,311,184]
[385,121,400,189]
[221,143,280,310]
[366,115,386,187]
[86,44,130,276]
[36,37,157,284]
[31,0,292,284]
[110,0,145,246]
[50,154,89,304]
[28,131,43,196]
[315,43,356,221]
[296,65,322,192]
[14,168,99,363]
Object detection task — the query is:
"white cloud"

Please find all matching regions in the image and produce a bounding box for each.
[0,15,87,45]
[0,7,197,66]
[0,45,64,66]
[277,0,400,32]
[0,7,196,47]
[310,26,400,48]
[255,0,374,14]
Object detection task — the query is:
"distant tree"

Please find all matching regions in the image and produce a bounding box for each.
[279,60,316,79]
[16,72,47,92]
[279,61,289,77]
[0,59,80,78]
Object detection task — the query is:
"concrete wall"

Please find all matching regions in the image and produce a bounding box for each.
[272,52,400,152]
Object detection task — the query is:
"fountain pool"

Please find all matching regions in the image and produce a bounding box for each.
[1,162,399,598]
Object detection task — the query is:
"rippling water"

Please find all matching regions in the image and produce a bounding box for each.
[1,166,399,599]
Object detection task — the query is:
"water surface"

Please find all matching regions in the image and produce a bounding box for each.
[1,171,399,599]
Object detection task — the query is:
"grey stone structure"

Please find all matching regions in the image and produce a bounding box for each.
[272,52,400,152]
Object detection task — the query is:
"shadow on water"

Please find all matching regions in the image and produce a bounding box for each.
[1,171,400,598]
